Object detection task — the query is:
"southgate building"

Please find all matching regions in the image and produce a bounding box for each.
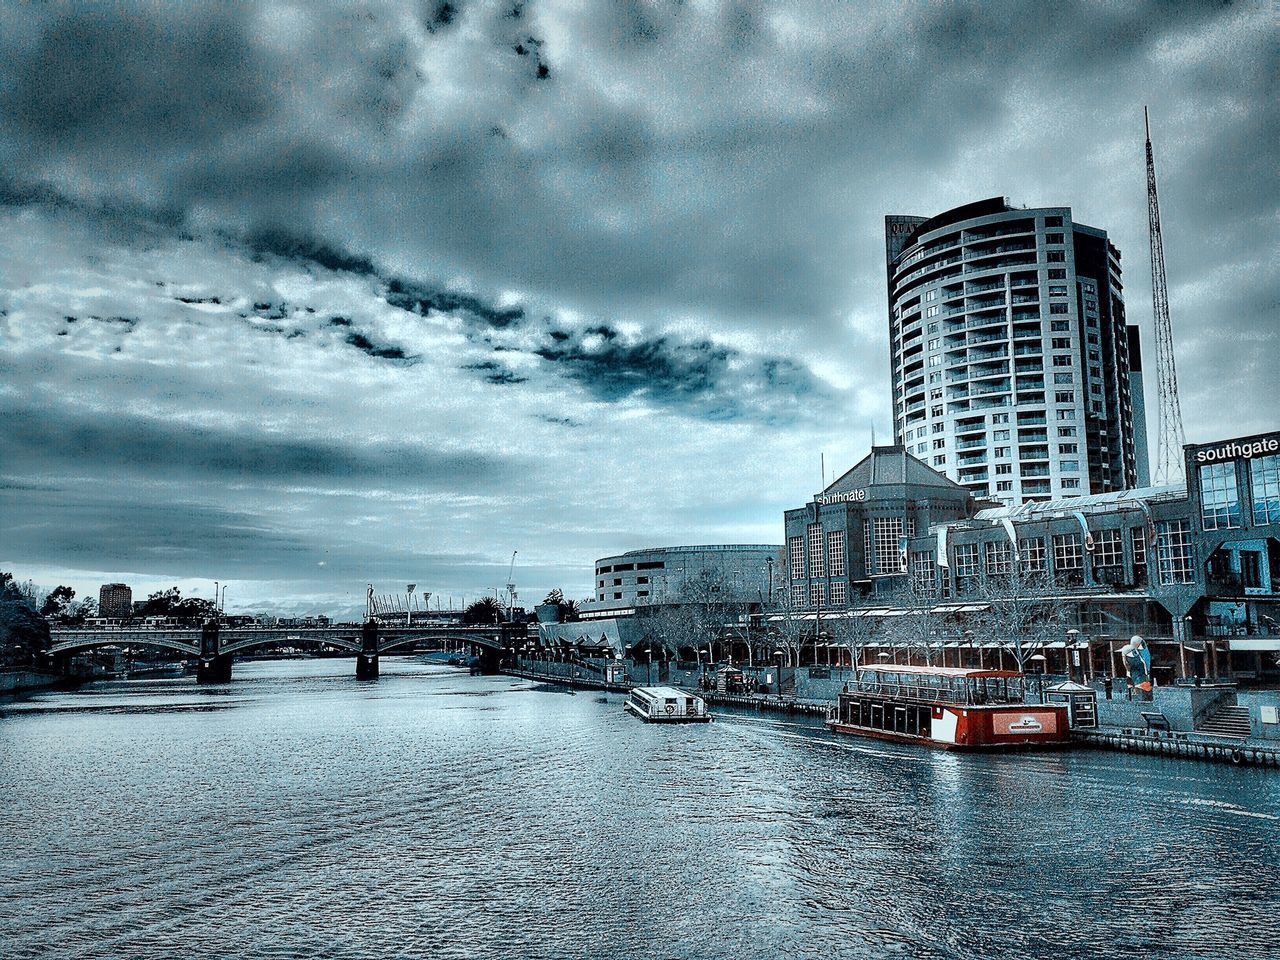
[885,197,1149,505]
[779,430,1279,687]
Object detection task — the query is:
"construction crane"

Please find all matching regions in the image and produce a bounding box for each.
[1144,106,1186,485]
[505,551,518,620]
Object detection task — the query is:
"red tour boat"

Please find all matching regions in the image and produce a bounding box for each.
[826,664,1071,750]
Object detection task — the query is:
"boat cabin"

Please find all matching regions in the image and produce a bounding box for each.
[828,664,1070,750]
[853,664,1029,706]
[625,686,711,723]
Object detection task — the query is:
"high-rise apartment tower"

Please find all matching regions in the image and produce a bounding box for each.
[885,197,1148,504]
[98,582,133,619]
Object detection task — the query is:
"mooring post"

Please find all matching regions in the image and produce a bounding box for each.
[196,620,232,684]
[357,620,379,679]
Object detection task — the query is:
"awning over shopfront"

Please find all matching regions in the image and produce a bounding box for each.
[1227,637,1280,652]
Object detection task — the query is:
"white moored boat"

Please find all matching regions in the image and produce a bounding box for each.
[624,686,711,723]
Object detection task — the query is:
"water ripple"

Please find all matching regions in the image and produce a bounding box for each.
[2,658,1278,960]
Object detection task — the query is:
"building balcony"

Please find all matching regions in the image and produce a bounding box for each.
[963,223,1034,243]
[966,241,1036,258]
[969,346,1008,361]
[971,385,1010,398]
[963,256,1035,278]
[967,280,1005,293]
[966,315,1006,331]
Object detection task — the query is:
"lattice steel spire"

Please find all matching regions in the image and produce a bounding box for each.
[1145,107,1186,485]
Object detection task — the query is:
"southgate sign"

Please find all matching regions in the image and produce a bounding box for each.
[1194,434,1280,464]
[818,489,868,505]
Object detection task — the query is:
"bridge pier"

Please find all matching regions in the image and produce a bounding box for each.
[356,620,379,680]
[197,654,233,684]
[473,647,503,675]
[197,621,231,684]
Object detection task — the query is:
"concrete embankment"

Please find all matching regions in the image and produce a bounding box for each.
[699,690,829,717]
[0,670,71,698]
[1074,728,1280,767]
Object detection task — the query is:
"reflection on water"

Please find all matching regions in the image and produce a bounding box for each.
[2,659,1278,960]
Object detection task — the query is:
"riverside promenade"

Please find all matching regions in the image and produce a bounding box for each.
[504,655,1280,767]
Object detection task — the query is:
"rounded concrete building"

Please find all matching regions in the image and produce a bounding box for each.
[588,544,781,610]
[885,197,1148,504]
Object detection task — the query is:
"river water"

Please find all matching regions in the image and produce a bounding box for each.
[2,659,1277,960]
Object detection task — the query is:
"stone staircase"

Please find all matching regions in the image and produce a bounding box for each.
[1196,704,1253,739]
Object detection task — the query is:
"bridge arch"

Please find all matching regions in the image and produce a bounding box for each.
[219,634,363,656]
[48,637,200,658]
[375,632,502,654]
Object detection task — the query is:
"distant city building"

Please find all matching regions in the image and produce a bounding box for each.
[581,544,781,618]
[98,583,132,619]
[885,197,1148,505]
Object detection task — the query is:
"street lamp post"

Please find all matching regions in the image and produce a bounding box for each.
[1029,653,1048,703]
[1066,628,1080,682]
[1181,614,1194,681]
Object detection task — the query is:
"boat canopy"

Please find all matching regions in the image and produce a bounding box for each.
[858,663,1023,679]
[631,685,698,700]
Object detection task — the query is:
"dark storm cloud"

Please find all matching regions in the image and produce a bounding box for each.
[0,0,1267,337]
[0,403,515,491]
[464,360,529,385]
[384,277,527,329]
[344,330,416,362]
[1,8,271,152]
[533,328,730,402]
[2,489,314,577]
[531,326,831,423]
[247,229,379,277]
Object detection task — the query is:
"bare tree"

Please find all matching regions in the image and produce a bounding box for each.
[880,576,947,666]
[826,611,878,680]
[966,566,1070,674]
[764,581,811,667]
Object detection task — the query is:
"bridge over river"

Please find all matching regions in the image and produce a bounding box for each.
[48,621,529,683]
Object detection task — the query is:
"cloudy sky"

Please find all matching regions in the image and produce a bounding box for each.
[0,1,1275,617]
